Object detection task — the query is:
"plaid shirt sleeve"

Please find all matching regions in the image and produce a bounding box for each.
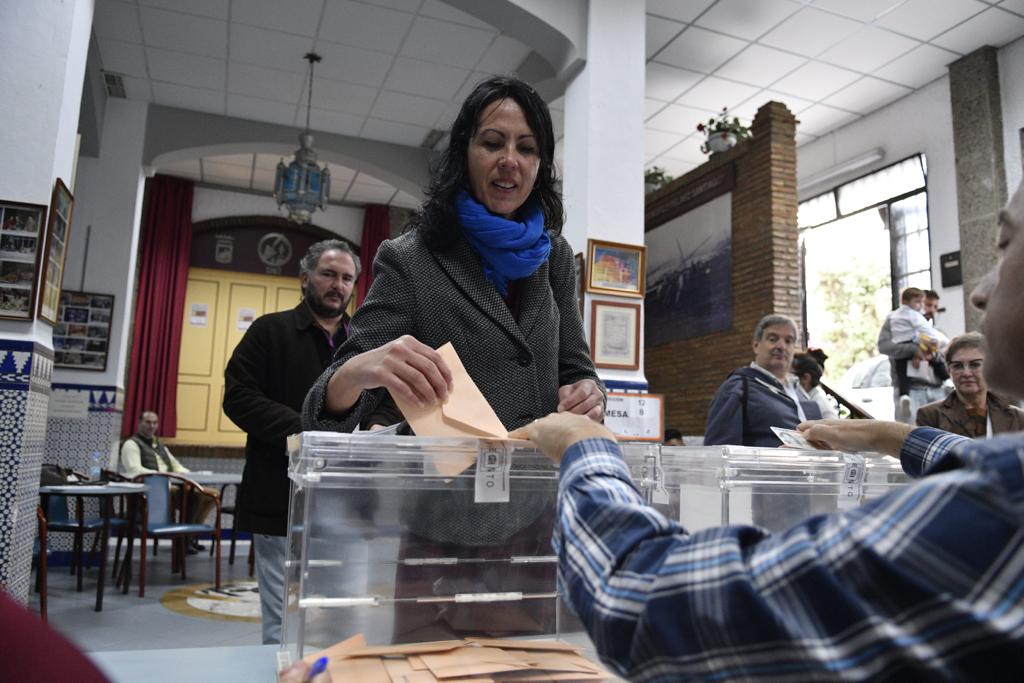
[553,431,1024,681]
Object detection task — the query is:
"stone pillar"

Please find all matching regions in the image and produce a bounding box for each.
[949,46,1007,331]
[561,0,647,390]
[644,102,799,434]
[0,0,93,602]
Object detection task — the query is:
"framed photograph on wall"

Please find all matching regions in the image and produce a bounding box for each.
[38,178,74,325]
[0,199,47,321]
[590,299,641,371]
[53,290,114,371]
[573,252,585,317]
[586,238,646,298]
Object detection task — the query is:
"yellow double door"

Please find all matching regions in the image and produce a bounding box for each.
[169,267,302,447]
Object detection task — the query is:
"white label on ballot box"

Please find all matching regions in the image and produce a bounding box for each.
[475,440,511,503]
[839,454,866,509]
[604,393,663,441]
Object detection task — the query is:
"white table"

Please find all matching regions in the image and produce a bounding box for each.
[89,644,279,682]
[184,472,243,487]
[39,482,147,611]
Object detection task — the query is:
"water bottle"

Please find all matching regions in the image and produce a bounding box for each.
[89,450,103,481]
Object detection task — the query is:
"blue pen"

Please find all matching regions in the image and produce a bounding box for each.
[309,656,328,679]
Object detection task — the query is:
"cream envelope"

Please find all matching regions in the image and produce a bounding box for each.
[389,342,508,441]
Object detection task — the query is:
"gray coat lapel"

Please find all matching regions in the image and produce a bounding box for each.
[431,237,527,346]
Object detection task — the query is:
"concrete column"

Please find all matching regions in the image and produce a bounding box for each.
[0,0,94,602]
[949,46,1007,331]
[562,0,646,390]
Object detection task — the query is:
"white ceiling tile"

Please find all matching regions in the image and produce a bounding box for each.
[795,131,818,146]
[646,0,717,24]
[361,118,432,146]
[141,0,228,20]
[433,103,462,132]
[139,6,227,58]
[371,91,448,127]
[645,62,704,101]
[203,161,251,182]
[647,103,716,134]
[872,43,959,87]
[806,0,906,21]
[772,61,861,100]
[251,167,277,191]
[345,183,399,204]
[309,78,379,117]
[759,7,863,56]
[653,157,700,178]
[678,76,761,111]
[932,7,1024,51]
[390,190,421,208]
[306,108,366,136]
[647,16,686,58]
[320,0,415,53]
[162,168,203,181]
[875,0,988,41]
[205,154,253,168]
[795,103,859,136]
[419,0,494,29]
[255,153,284,171]
[231,24,314,73]
[227,93,297,126]
[94,0,143,43]
[734,89,814,119]
[656,26,748,73]
[822,76,912,114]
[695,0,801,40]
[314,41,394,88]
[645,129,687,157]
[356,0,420,11]
[202,175,249,190]
[647,62,704,101]
[228,62,304,104]
[455,71,492,103]
[330,176,355,202]
[400,16,495,68]
[326,165,357,183]
[817,26,919,72]
[353,172,393,187]
[1000,0,1024,16]
[385,57,470,100]
[232,0,324,37]
[121,75,153,101]
[646,98,669,119]
[97,40,148,78]
[714,44,807,86]
[147,47,226,91]
[660,135,707,163]
[152,82,223,114]
[476,35,533,74]
[547,96,565,111]
[158,159,202,176]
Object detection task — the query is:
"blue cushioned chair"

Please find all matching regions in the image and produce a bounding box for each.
[133,473,221,597]
[44,485,128,593]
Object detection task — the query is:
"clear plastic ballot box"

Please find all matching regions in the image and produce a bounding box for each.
[281,432,911,660]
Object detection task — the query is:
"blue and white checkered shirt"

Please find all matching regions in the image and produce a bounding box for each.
[554,428,1024,681]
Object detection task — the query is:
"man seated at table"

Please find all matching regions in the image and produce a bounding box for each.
[120,410,215,552]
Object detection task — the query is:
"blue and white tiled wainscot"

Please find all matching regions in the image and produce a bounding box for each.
[0,340,52,603]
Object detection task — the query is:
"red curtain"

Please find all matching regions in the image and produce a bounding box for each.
[356,204,390,306]
[121,175,194,437]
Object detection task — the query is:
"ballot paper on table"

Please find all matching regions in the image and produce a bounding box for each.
[388,342,508,441]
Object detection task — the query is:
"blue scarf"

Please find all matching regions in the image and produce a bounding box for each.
[455,189,550,297]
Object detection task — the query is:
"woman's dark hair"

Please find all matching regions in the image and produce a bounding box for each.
[792,352,824,387]
[410,75,563,249]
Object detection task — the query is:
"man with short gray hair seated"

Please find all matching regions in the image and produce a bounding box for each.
[704,314,822,447]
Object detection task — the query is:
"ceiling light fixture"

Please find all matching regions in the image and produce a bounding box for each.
[274,52,330,223]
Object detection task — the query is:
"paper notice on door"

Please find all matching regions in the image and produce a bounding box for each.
[190,303,208,326]
[236,307,256,330]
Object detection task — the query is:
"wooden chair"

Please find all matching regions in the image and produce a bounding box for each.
[131,473,221,597]
[33,505,48,622]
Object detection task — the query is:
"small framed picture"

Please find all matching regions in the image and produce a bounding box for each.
[38,179,74,325]
[54,290,114,371]
[0,199,47,321]
[586,238,646,298]
[573,252,585,317]
[590,299,641,371]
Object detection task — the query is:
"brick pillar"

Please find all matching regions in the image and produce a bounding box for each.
[948,46,1007,331]
[645,102,799,435]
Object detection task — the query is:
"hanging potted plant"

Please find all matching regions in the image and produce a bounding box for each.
[697,107,751,155]
[644,166,673,193]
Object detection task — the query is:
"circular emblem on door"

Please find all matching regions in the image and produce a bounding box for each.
[258,232,292,267]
